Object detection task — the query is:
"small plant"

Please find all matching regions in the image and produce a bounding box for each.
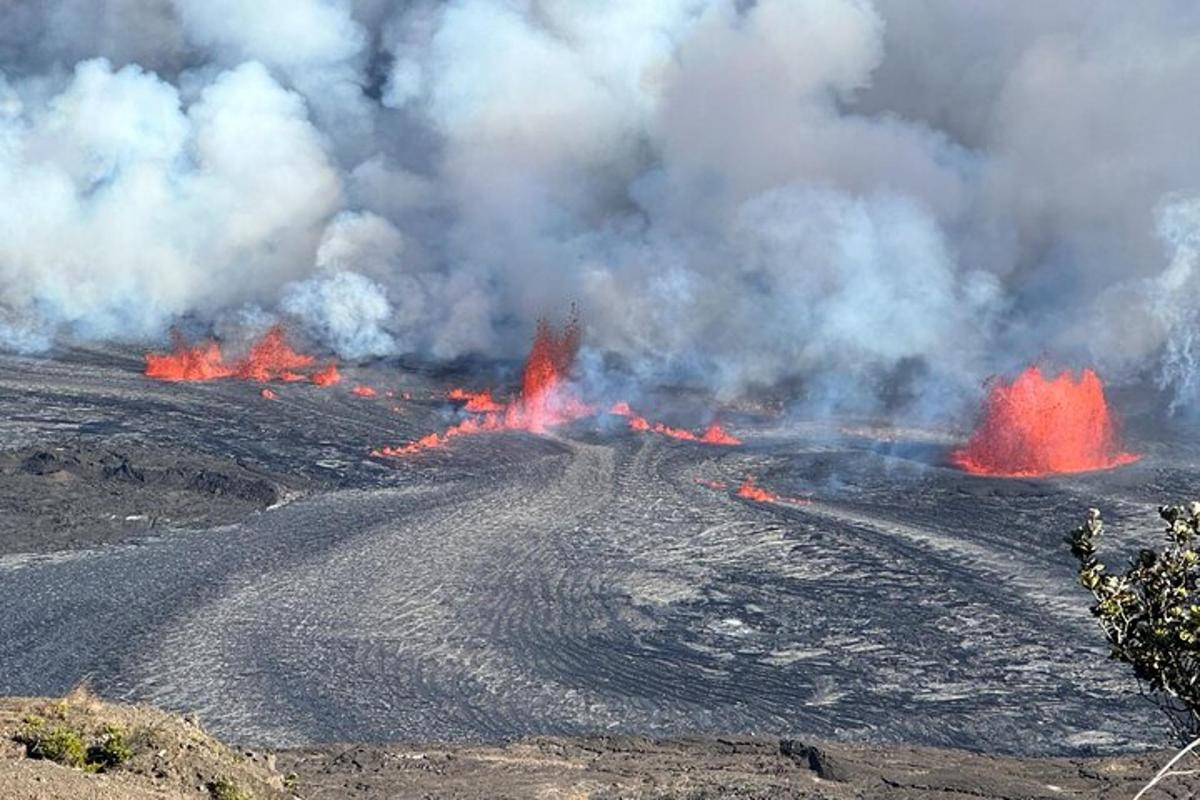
[1068,504,1200,741]
[87,724,134,771]
[15,715,137,773]
[18,722,87,768]
[208,777,253,800]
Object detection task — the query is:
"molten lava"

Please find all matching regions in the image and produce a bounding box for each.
[609,402,742,446]
[700,423,741,446]
[352,386,378,397]
[373,315,743,458]
[736,478,779,503]
[951,366,1139,477]
[144,335,232,381]
[374,317,592,456]
[310,363,341,386]
[449,388,503,413]
[232,326,314,382]
[145,326,341,387]
[502,317,591,432]
[735,477,810,505]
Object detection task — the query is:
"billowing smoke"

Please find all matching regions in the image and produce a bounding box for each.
[2,0,1199,416]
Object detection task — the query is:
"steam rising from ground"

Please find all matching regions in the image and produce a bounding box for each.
[2,0,1200,416]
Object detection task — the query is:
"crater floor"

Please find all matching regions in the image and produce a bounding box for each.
[0,348,1184,755]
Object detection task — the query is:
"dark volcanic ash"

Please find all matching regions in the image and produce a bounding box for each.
[1,1,1200,416]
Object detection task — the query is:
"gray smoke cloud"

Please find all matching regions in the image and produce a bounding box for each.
[1,0,1199,417]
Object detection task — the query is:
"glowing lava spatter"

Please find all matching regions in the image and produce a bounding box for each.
[352,386,378,397]
[700,423,742,446]
[737,478,779,503]
[310,363,341,386]
[373,315,744,458]
[951,366,1139,477]
[232,326,315,381]
[145,326,340,387]
[695,475,809,505]
[449,388,503,413]
[373,317,592,456]
[735,477,810,505]
[503,317,591,432]
[609,402,742,446]
[144,333,233,381]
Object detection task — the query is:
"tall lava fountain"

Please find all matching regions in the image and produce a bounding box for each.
[952,367,1139,477]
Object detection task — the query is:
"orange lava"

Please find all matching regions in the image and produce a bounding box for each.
[233,326,314,382]
[609,402,741,446]
[260,388,278,401]
[374,316,595,456]
[736,477,810,505]
[449,388,503,413]
[736,479,778,503]
[373,314,743,458]
[352,386,378,397]
[502,317,591,433]
[700,423,741,445]
[310,362,341,386]
[144,335,232,381]
[145,326,340,387]
[951,366,1140,477]
[695,478,729,490]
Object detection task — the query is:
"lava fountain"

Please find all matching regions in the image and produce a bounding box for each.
[144,334,232,381]
[951,366,1139,477]
[373,317,592,456]
[373,315,740,457]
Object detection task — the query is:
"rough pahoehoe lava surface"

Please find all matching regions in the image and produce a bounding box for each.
[0,348,1182,755]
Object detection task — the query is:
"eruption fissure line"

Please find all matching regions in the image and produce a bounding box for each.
[372,318,742,457]
[609,402,741,446]
[145,326,341,387]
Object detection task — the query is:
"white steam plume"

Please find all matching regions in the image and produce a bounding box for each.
[0,0,1199,417]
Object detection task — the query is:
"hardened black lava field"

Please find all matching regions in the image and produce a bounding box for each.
[0,347,1187,755]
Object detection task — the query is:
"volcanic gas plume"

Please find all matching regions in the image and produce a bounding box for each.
[373,317,740,457]
[145,326,340,386]
[951,366,1139,477]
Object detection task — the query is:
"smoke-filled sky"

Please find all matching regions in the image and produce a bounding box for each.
[2,0,1199,416]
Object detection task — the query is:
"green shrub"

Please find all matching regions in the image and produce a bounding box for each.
[19,723,87,768]
[15,717,136,773]
[1068,504,1200,741]
[86,724,134,771]
[208,777,253,800]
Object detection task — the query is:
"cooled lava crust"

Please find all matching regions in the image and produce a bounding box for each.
[0,346,1182,755]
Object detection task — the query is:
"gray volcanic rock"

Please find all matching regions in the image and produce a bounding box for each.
[277,735,1200,799]
[0,347,1186,757]
[0,442,287,553]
